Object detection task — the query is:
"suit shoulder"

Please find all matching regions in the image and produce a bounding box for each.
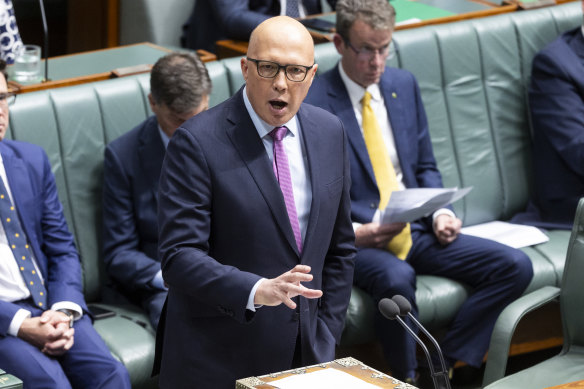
[1,139,46,159]
[301,103,342,126]
[107,116,156,152]
[384,66,418,85]
[534,27,579,63]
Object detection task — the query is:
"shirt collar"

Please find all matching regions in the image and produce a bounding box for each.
[158,124,170,149]
[242,86,300,139]
[338,62,382,108]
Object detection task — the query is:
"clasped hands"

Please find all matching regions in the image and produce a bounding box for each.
[18,310,75,356]
[254,264,322,309]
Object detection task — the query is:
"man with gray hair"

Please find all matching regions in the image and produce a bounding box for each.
[102,52,211,330]
[306,0,533,386]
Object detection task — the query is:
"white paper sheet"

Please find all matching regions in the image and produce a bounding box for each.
[381,187,472,224]
[269,368,383,389]
[461,221,549,249]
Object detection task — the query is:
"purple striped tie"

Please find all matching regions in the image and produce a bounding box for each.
[270,126,303,253]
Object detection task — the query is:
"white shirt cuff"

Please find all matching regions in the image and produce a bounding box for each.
[353,209,381,232]
[432,208,456,230]
[8,308,32,337]
[51,302,83,321]
[247,278,266,312]
[151,270,167,290]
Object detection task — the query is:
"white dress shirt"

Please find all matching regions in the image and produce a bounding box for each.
[0,153,82,336]
[243,87,313,310]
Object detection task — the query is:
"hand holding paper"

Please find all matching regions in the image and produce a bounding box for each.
[381,187,472,224]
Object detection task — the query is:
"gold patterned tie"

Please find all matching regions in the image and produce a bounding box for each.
[361,91,412,260]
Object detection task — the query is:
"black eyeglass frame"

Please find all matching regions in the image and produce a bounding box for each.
[343,38,395,61]
[0,92,16,106]
[246,57,315,82]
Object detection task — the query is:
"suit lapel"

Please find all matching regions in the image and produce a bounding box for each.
[326,67,377,185]
[225,90,300,257]
[379,70,410,178]
[138,117,165,202]
[1,145,45,276]
[296,106,319,260]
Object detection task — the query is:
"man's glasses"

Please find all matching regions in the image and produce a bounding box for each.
[0,92,16,106]
[344,39,395,61]
[246,58,314,82]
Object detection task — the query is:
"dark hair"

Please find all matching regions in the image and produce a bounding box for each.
[335,0,396,41]
[150,52,212,114]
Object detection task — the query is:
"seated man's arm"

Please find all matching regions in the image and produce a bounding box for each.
[529,49,584,175]
[103,146,163,293]
[210,0,274,41]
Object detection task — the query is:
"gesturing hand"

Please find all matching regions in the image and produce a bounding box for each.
[254,264,323,310]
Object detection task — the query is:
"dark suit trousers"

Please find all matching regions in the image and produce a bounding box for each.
[0,301,131,389]
[353,228,533,379]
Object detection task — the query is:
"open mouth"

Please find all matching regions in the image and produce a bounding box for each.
[270,100,288,110]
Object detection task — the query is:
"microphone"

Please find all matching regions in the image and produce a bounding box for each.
[391,295,452,389]
[378,298,440,389]
[38,0,49,82]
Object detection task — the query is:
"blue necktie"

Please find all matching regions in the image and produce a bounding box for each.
[0,177,47,308]
[286,0,300,17]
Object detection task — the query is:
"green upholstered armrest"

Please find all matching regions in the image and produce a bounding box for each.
[482,286,561,387]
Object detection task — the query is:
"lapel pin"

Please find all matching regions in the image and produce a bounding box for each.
[392,92,397,99]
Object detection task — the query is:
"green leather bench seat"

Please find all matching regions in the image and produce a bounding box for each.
[4,3,580,385]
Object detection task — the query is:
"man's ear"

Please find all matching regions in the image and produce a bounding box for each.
[333,33,345,55]
[241,57,249,82]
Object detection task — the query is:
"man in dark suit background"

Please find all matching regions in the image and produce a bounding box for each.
[0,59,131,389]
[182,0,337,53]
[155,16,355,388]
[523,0,584,229]
[102,52,211,330]
[305,0,533,386]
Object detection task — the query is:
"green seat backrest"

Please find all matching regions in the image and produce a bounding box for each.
[6,61,231,302]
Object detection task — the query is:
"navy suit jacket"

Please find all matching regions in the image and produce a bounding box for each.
[305,65,443,232]
[103,116,164,298]
[182,0,336,52]
[527,27,584,229]
[155,88,355,388]
[0,141,86,335]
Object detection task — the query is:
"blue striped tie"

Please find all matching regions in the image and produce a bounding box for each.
[0,177,47,308]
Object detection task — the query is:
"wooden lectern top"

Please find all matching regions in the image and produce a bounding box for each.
[236,357,418,388]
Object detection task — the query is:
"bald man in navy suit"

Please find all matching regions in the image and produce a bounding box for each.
[155,16,355,388]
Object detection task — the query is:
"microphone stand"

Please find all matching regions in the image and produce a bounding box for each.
[394,314,440,389]
[38,0,49,82]
[406,311,451,388]
[392,295,452,389]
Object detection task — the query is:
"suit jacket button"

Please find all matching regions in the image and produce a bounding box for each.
[370,203,377,209]
[293,312,299,321]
